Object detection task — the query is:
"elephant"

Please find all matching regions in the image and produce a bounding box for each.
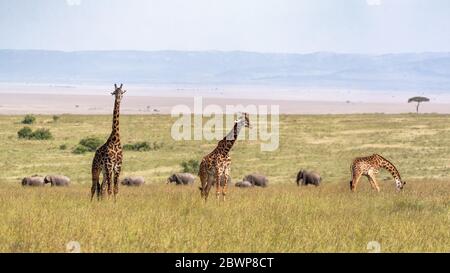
[167,173,196,185]
[43,175,70,187]
[21,176,44,187]
[235,181,253,188]
[121,176,145,187]
[296,170,321,186]
[243,174,268,187]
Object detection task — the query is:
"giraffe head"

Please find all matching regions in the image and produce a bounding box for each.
[236,112,251,128]
[395,178,406,191]
[111,83,126,101]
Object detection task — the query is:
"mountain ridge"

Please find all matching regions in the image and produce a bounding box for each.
[1,50,449,91]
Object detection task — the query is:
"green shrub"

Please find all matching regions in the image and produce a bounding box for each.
[59,144,67,150]
[123,142,151,152]
[53,115,60,123]
[123,141,164,152]
[17,127,52,140]
[73,145,89,155]
[72,136,103,154]
[31,128,53,140]
[181,159,200,174]
[17,127,33,139]
[79,137,103,152]
[21,114,36,124]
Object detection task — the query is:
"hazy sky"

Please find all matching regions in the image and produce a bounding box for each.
[0,0,449,53]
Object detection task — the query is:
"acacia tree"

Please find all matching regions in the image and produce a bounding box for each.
[408,96,430,114]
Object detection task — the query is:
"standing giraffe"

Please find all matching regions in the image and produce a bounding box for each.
[349,154,406,192]
[198,113,250,201]
[90,84,126,201]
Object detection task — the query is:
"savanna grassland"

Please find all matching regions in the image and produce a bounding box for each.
[0,114,449,252]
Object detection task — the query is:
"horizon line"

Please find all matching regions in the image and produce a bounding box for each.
[1,48,449,56]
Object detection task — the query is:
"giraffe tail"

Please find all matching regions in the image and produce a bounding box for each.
[349,162,355,189]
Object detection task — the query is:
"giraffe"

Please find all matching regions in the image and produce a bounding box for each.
[349,154,406,192]
[198,113,250,201]
[90,84,126,201]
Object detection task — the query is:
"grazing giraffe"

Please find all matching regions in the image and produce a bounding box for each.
[198,113,250,201]
[349,154,406,192]
[90,84,126,201]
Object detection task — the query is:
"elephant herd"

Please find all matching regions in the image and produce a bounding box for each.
[164,170,322,188]
[235,170,322,188]
[21,175,146,187]
[21,169,322,188]
[22,175,71,187]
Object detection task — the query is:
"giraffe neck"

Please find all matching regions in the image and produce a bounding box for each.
[214,121,243,155]
[109,97,121,142]
[376,154,402,181]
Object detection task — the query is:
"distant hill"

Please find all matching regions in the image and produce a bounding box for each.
[1,50,449,91]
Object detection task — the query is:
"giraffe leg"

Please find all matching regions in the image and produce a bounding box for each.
[367,176,376,190]
[107,170,113,197]
[99,172,106,200]
[222,174,229,202]
[215,168,222,201]
[351,171,362,192]
[198,161,209,201]
[204,178,213,201]
[107,183,112,197]
[91,165,101,201]
[106,163,114,198]
[199,174,207,200]
[222,167,231,202]
[101,167,112,200]
[97,179,102,200]
[367,169,380,192]
[200,174,214,202]
[113,164,121,202]
[369,174,381,192]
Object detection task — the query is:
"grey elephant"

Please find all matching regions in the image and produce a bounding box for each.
[296,170,321,186]
[167,173,196,185]
[243,174,268,187]
[121,176,146,186]
[235,181,253,188]
[44,175,70,187]
[22,176,44,187]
